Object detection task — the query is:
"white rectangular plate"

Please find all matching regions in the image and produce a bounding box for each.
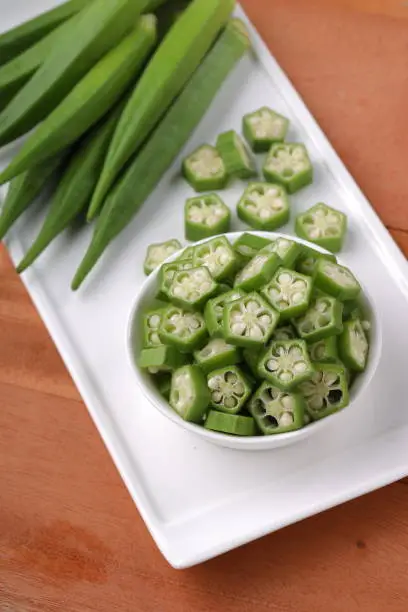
[2,2,408,569]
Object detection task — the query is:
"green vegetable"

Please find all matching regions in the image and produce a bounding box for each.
[233,233,272,263]
[170,365,210,422]
[242,347,263,379]
[0,0,143,148]
[176,245,195,262]
[338,318,369,372]
[258,339,314,391]
[88,0,236,218]
[308,336,339,364]
[167,266,218,310]
[216,129,256,179]
[157,259,193,299]
[207,365,252,414]
[138,345,188,373]
[263,143,313,194]
[271,325,296,341]
[204,410,257,435]
[193,236,238,281]
[184,193,230,241]
[237,182,290,231]
[143,308,167,348]
[260,237,301,268]
[194,338,241,373]
[144,239,182,275]
[313,259,361,301]
[249,382,305,434]
[159,305,207,352]
[295,244,337,276]
[204,288,246,337]
[293,294,343,342]
[234,251,281,292]
[261,268,313,320]
[243,106,289,152]
[155,373,172,399]
[0,16,157,183]
[298,363,349,420]
[72,18,250,289]
[222,291,279,348]
[183,144,228,191]
[295,203,347,253]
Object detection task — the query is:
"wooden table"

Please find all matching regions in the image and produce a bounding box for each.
[1,1,408,610]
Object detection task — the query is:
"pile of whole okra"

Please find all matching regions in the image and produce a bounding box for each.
[138,106,371,437]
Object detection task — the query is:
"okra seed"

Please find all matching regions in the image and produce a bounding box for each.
[279,412,294,427]
[294,361,307,373]
[231,322,246,335]
[267,359,279,372]
[279,371,293,382]
[212,391,223,403]
[259,314,272,326]
[281,395,295,410]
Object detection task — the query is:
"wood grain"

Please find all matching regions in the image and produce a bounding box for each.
[1,1,408,610]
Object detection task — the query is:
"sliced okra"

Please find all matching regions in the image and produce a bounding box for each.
[216,130,257,179]
[258,339,314,391]
[168,266,218,310]
[338,318,369,372]
[234,251,281,292]
[233,233,273,263]
[260,237,301,268]
[342,299,362,321]
[295,203,347,253]
[242,347,264,378]
[204,288,246,337]
[314,259,361,301]
[192,235,238,281]
[194,338,241,373]
[175,245,195,262]
[270,324,297,342]
[243,106,289,152]
[170,365,210,423]
[237,182,290,231]
[263,143,313,194]
[293,295,343,342]
[159,306,207,352]
[207,365,252,414]
[138,345,188,374]
[144,239,182,275]
[308,336,339,363]
[156,374,172,399]
[143,307,166,348]
[249,381,305,434]
[298,362,349,420]
[296,244,337,276]
[261,267,313,320]
[157,259,194,300]
[184,193,230,241]
[204,410,257,436]
[223,292,279,348]
[182,144,228,192]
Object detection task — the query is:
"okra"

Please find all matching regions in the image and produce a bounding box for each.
[314,259,361,301]
[157,259,193,299]
[204,411,257,436]
[338,318,369,372]
[175,245,195,262]
[295,203,347,253]
[138,345,188,374]
[258,339,314,391]
[223,292,279,348]
[293,294,343,342]
[16,98,126,273]
[185,193,230,241]
[261,268,313,320]
[0,16,157,182]
[216,129,256,179]
[170,365,210,423]
[234,251,281,292]
[0,0,143,149]
[87,0,235,218]
[72,19,250,288]
[155,374,172,399]
[237,182,290,231]
[296,244,337,276]
[194,338,241,373]
[159,306,207,352]
[263,143,313,194]
[242,347,264,378]
[168,266,218,310]
[243,107,289,152]
[270,324,296,342]
[192,236,238,281]
[204,288,246,337]
[144,239,182,276]
[308,336,339,363]
[183,144,228,191]
[143,308,167,348]
[207,365,252,414]
[249,382,305,434]
[260,237,301,268]
[233,233,272,263]
[298,363,349,420]
[0,155,63,241]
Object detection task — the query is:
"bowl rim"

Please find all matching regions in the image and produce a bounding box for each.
[127,230,382,449]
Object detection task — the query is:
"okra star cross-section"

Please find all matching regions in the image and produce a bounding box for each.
[222,292,279,348]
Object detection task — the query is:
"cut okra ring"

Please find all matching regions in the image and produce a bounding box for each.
[168,266,218,310]
[296,244,337,277]
[192,235,238,281]
[204,288,246,337]
[223,292,279,348]
[204,410,257,436]
[308,336,339,364]
[184,194,230,242]
[338,318,369,372]
[144,238,182,275]
[260,237,301,268]
[298,363,349,420]
[258,339,314,391]
[293,295,343,343]
[143,307,166,348]
[263,143,313,194]
[237,182,290,231]
[159,306,207,352]
[271,324,297,342]
[295,203,347,253]
[157,259,194,300]
[137,345,188,374]
[182,144,228,192]
[216,130,257,179]
[194,338,241,373]
[249,381,305,434]
[261,268,313,320]
[243,106,289,152]
[207,365,252,414]
[234,251,281,292]
[233,233,273,263]
[314,259,361,301]
[170,365,210,423]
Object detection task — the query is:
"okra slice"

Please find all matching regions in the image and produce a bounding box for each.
[308,336,339,363]
[338,318,369,372]
[234,251,281,291]
[183,144,228,192]
[296,245,337,276]
[143,307,166,347]
[233,233,272,263]
[260,237,301,268]
[157,259,194,300]
[216,129,257,179]
[263,143,313,194]
[249,381,305,434]
[156,374,172,399]
[194,338,241,373]
[242,347,264,378]
[144,239,182,275]
[175,245,195,262]
[168,266,218,310]
[258,339,314,391]
[243,106,289,152]
[314,259,361,301]
[298,363,349,420]
[223,292,279,348]
[159,306,207,352]
[204,288,246,337]
[207,365,252,414]
[192,235,238,281]
[293,295,343,342]
[170,365,210,423]
[204,410,257,436]
[261,268,313,320]
[184,193,230,241]
[295,203,347,253]
[270,324,296,342]
[237,182,290,231]
[138,345,188,374]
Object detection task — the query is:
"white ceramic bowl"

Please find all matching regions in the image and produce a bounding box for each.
[127,232,381,451]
